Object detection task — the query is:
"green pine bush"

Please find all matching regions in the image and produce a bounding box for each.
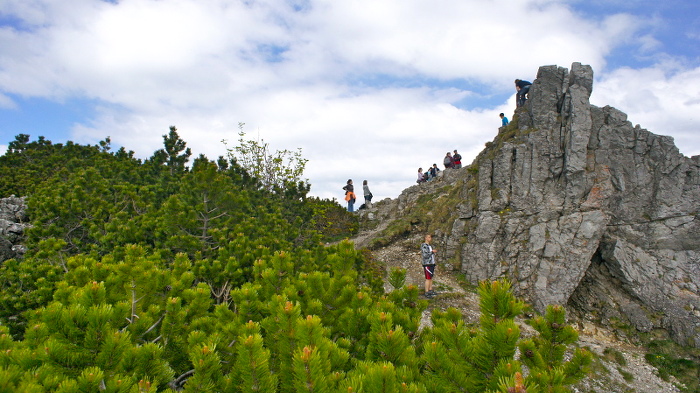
[0,133,592,392]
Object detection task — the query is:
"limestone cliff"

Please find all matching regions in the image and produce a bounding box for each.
[368,63,700,347]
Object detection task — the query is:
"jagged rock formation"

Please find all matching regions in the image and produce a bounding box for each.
[373,63,700,347]
[0,196,29,262]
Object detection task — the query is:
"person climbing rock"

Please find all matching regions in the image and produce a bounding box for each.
[515,79,532,107]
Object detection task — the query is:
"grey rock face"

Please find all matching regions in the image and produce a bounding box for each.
[0,196,30,263]
[0,236,15,263]
[467,63,699,347]
[387,63,700,347]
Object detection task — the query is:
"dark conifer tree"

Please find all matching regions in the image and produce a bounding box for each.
[161,126,192,176]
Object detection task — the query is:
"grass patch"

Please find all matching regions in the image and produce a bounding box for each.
[368,215,418,249]
[577,352,639,393]
[617,367,634,382]
[434,292,465,301]
[479,113,536,161]
[453,272,478,293]
[433,282,453,292]
[602,347,627,366]
[644,340,700,392]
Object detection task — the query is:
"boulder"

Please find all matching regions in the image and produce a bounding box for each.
[0,196,30,263]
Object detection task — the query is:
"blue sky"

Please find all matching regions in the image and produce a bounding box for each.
[1,0,699,201]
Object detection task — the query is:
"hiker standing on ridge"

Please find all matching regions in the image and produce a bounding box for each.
[443,152,454,169]
[362,180,373,209]
[515,79,532,107]
[342,179,356,212]
[421,234,438,298]
[453,150,462,169]
[500,113,509,126]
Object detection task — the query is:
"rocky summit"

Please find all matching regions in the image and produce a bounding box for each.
[368,62,700,348]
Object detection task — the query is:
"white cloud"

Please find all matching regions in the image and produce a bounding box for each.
[0,93,16,109]
[1,0,694,200]
[591,62,700,158]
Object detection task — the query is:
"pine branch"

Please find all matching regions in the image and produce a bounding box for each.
[168,369,195,391]
[140,314,165,339]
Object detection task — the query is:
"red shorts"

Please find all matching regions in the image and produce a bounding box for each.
[424,265,435,279]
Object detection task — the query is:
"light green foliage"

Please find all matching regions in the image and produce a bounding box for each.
[518,305,592,392]
[0,255,63,337]
[182,343,222,392]
[293,345,333,393]
[224,123,309,193]
[388,267,407,290]
[343,360,427,393]
[366,311,420,380]
[420,280,524,393]
[233,329,277,392]
[418,281,589,393]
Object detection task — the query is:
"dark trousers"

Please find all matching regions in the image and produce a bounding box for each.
[517,85,531,107]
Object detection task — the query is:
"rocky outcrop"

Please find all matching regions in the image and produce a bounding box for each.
[0,196,30,262]
[378,63,700,347]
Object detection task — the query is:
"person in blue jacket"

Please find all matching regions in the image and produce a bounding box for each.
[515,79,532,107]
[500,113,509,126]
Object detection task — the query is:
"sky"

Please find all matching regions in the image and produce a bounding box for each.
[1,0,699,202]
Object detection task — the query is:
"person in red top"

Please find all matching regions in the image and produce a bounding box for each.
[453,150,462,169]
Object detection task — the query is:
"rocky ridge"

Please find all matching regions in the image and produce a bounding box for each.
[356,62,700,351]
